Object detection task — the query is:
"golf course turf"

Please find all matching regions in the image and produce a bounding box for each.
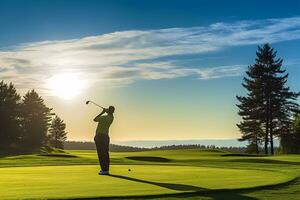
[0,149,299,200]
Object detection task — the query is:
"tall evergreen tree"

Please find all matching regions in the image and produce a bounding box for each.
[0,81,21,153]
[20,90,52,151]
[48,115,67,149]
[237,44,299,155]
[236,95,263,154]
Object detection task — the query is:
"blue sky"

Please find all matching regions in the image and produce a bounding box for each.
[1,0,300,46]
[0,0,300,141]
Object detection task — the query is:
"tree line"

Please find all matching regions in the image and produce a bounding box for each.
[237,44,300,154]
[64,141,149,152]
[64,141,250,153]
[0,82,67,154]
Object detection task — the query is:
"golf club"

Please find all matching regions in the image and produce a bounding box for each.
[86,100,105,109]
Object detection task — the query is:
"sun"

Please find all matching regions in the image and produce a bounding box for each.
[47,74,85,99]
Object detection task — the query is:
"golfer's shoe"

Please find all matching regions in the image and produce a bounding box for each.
[99,170,109,175]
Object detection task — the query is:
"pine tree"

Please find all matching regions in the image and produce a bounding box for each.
[0,81,21,153]
[237,44,299,155]
[236,96,263,154]
[48,115,67,149]
[20,90,52,151]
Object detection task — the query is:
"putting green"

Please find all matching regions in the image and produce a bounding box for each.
[0,165,293,199]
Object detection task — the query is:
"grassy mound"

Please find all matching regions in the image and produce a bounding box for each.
[125,156,171,162]
[230,158,300,165]
[221,153,268,157]
[38,153,78,158]
[38,147,79,158]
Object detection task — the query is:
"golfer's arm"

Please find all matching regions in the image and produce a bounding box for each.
[93,111,105,122]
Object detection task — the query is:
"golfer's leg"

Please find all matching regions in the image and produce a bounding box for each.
[94,136,102,168]
[100,135,109,172]
[104,136,110,171]
[99,138,106,171]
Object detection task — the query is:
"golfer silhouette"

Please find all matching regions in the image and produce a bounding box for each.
[93,106,115,175]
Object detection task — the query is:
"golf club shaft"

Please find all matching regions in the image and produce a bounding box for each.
[89,101,105,109]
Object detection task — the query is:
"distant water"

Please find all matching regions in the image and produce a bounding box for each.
[112,139,280,148]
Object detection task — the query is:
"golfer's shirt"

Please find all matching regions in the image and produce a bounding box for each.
[94,114,114,135]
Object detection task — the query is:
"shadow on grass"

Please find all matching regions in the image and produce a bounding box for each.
[71,175,299,200]
[110,174,204,191]
[125,156,170,162]
[103,174,256,200]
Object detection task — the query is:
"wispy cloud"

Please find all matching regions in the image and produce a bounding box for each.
[1,16,300,94]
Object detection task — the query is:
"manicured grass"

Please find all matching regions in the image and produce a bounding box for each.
[0,165,292,199]
[0,149,299,199]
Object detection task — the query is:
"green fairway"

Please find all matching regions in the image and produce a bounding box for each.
[0,165,292,199]
[0,149,299,199]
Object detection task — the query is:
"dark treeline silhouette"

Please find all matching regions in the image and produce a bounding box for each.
[64,141,149,152]
[64,141,251,153]
[152,145,250,153]
[0,81,67,155]
[151,144,275,154]
[237,44,300,155]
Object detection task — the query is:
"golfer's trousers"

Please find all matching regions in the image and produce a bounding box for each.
[94,134,110,171]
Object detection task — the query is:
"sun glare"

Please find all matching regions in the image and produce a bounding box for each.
[47,74,85,99]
